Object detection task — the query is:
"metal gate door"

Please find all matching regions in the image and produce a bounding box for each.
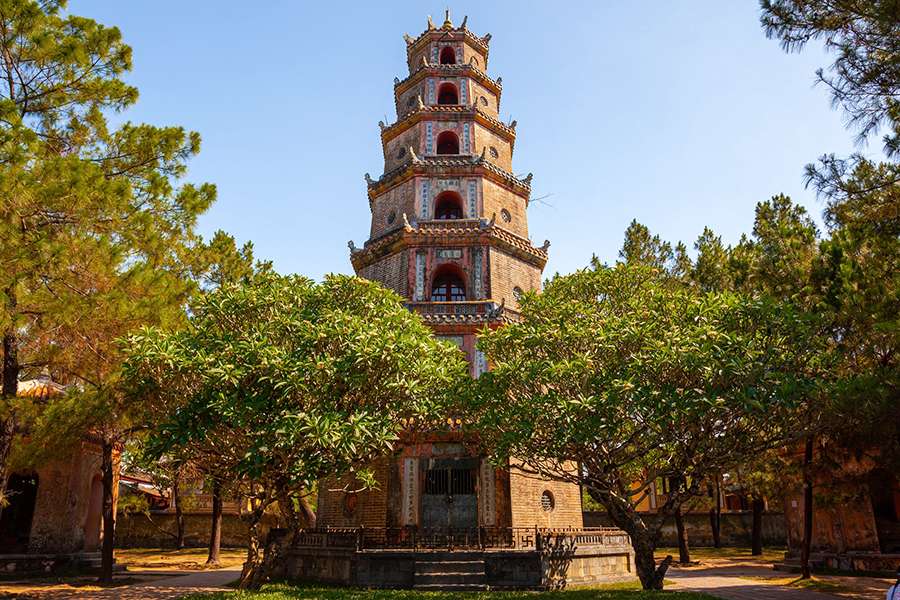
[420,459,478,545]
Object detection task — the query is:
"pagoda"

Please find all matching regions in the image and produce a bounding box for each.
[317,11,583,536]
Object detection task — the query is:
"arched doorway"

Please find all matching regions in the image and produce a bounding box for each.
[431,266,466,302]
[436,131,459,155]
[0,473,39,553]
[434,191,464,219]
[439,46,456,65]
[437,82,459,105]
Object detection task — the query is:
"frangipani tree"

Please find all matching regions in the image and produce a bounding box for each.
[469,264,826,590]
[123,272,468,587]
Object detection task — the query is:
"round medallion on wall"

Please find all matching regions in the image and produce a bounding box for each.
[541,490,555,512]
[407,95,416,108]
[342,492,359,517]
[397,146,406,159]
[470,56,480,68]
[500,208,511,223]
[489,146,499,159]
[479,96,488,107]
[513,286,523,300]
[387,210,397,225]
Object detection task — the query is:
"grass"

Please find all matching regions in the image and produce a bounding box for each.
[115,547,247,571]
[654,546,786,564]
[744,574,853,594]
[181,582,715,599]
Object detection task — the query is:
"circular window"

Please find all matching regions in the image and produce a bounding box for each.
[500,208,511,223]
[541,490,555,512]
[489,146,499,159]
[397,147,406,159]
[387,211,397,225]
[407,95,416,108]
[479,96,488,107]
[513,286,523,300]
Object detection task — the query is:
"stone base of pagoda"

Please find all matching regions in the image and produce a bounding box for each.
[274,527,635,590]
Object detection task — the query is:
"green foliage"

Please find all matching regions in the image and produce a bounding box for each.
[123,272,468,503]
[472,263,823,501]
[761,0,900,155]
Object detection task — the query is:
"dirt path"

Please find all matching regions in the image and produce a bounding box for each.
[0,567,239,599]
[667,561,893,600]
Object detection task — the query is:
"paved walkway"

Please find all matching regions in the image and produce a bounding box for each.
[669,567,841,600]
[668,564,893,600]
[0,567,240,599]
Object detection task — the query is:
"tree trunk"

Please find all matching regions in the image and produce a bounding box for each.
[710,474,722,548]
[588,487,670,590]
[800,436,814,579]
[751,496,765,556]
[0,323,20,513]
[239,515,263,588]
[99,439,116,584]
[206,480,222,566]
[298,495,316,528]
[674,505,691,563]
[173,472,185,550]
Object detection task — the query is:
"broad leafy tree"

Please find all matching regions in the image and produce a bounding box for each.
[469,264,825,590]
[123,273,469,588]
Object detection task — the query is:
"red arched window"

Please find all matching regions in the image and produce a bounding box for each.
[434,191,464,219]
[436,131,459,155]
[431,267,466,302]
[437,82,459,105]
[440,46,456,65]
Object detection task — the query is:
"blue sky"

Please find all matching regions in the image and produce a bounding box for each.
[77,1,858,280]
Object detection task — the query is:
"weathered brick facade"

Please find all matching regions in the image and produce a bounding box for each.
[320,13,582,534]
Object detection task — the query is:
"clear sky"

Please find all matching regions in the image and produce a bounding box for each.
[77,1,859,280]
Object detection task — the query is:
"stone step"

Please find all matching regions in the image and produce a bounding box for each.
[415,560,485,575]
[412,583,488,592]
[415,572,486,585]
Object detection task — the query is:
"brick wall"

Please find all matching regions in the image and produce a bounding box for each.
[482,180,528,237]
[116,512,279,548]
[370,180,415,239]
[27,442,109,553]
[474,124,513,171]
[395,83,425,119]
[488,249,542,311]
[383,128,421,173]
[471,80,499,116]
[358,252,408,298]
[508,463,583,529]
[584,511,787,547]
[316,457,391,529]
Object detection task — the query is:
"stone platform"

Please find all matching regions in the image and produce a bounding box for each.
[276,527,635,590]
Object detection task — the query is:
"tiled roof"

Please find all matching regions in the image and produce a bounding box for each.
[350,217,549,271]
[405,24,490,60]
[366,153,531,199]
[17,378,66,399]
[395,63,500,97]
[381,104,516,141]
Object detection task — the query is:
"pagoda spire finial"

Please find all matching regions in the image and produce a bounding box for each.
[442,8,453,30]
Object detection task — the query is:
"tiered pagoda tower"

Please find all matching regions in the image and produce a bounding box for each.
[318,12,583,534]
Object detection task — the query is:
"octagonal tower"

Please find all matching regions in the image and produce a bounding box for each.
[318,12,582,536]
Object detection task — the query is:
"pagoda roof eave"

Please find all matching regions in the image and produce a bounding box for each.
[405,27,490,63]
[394,64,501,103]
[381,105,516,147]
[349,219,549,272]
[366,156,532,202]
